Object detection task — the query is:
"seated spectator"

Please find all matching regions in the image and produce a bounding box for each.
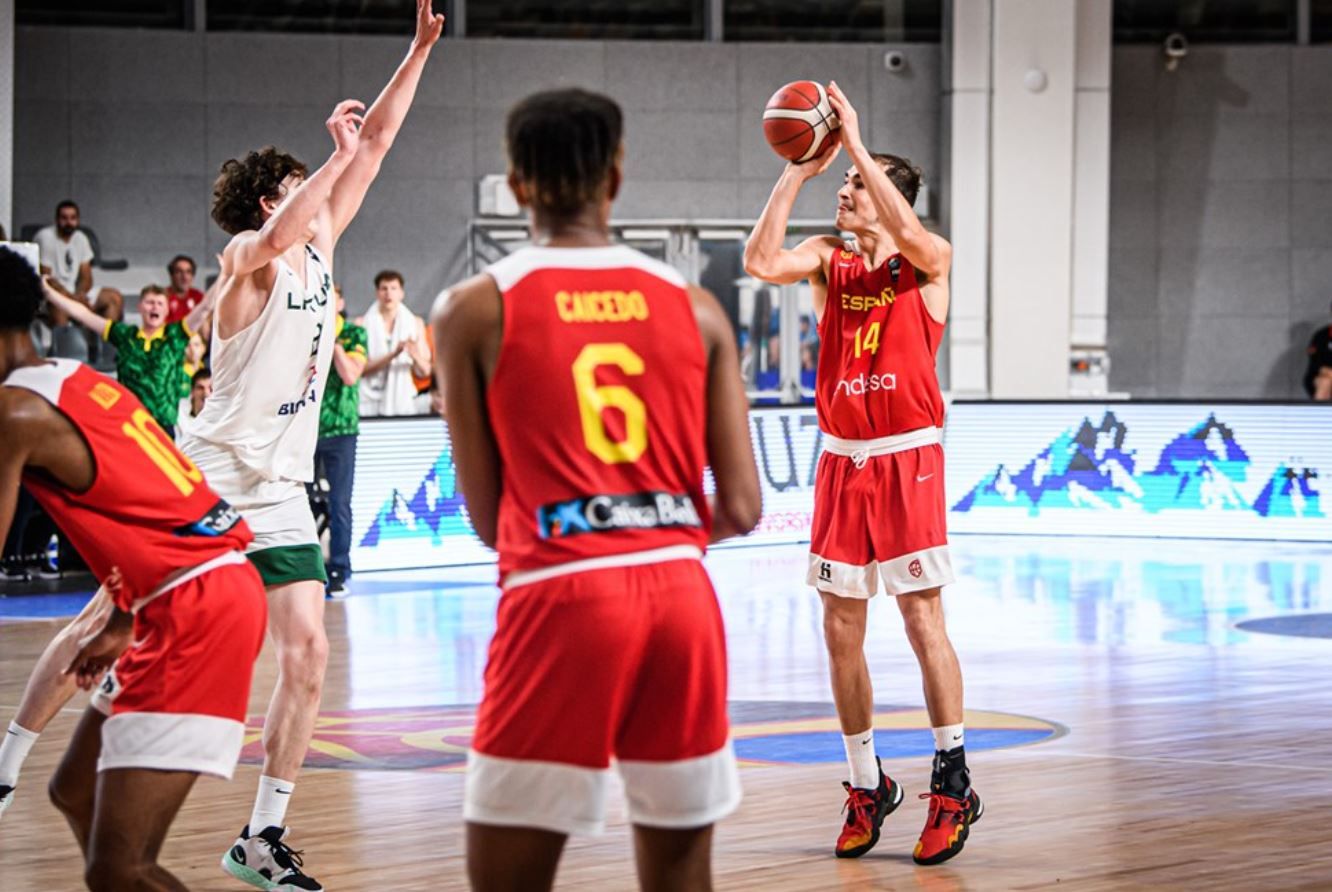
[358,269,430,417]
[1304,305,1332,401]
[42,281,214,435]
[164,254,206,324]
[315,286,368,596]
[34,200,123,327]
[176,368,213,440]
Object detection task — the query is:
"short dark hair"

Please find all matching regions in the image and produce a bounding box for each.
[0,247,44,331]
[374,270,404,288]
[56,200,79,217]
[192,367,212,386]
[871,153,923,207]
[506,89,623,219]
[168,254,196,275]
[211,146,308,236]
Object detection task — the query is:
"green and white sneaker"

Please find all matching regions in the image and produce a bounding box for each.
[221,825,323,891]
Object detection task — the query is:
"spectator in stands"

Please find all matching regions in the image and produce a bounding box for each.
[358,269,430,416]
[182,329,208,399]
[316,286,368,596]
[177,368,213,440]
[164,254,206,324]
[42,281,213,435]
[34,200,123,327]
[1305,306,1332,401]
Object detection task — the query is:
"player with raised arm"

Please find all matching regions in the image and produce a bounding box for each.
[183,3,444,888]
[744,81,981,865]
[435,88,762,892]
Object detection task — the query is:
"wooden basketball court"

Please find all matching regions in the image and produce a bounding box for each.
[2,536,1329,890]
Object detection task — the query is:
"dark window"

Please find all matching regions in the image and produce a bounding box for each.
[1312,0,1332,42]
[17,0,185,28]
[725,0,942,43]
[1114,0,1297,43]
[467,0,704,39]
[207,0,417,34]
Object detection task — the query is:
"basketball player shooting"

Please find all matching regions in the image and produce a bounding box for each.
[434,88,762,892]
[744,81,982,865]
[0,247,268,891]
[183,3,444,889]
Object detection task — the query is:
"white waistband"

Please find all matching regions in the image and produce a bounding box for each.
[822,427,943,469]
[132,550,248,613]
[502,545,704,590]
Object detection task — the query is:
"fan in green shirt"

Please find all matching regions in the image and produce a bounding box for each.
[320,310,368,438]
[42,280,215,433]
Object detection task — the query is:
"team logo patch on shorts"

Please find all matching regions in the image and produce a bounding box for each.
[536,491,702,539]
[909,559,923,578]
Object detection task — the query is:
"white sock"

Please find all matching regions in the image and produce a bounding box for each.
[0,722,40,788]
[932,723,965,752]
[249,775,295,834]
[842,729,879,789]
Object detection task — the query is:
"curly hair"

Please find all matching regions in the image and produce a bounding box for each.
[506,89,622,219]
[211,146,308,235]
[0,247,44,332]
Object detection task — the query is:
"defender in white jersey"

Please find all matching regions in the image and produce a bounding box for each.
[195,4,444,889]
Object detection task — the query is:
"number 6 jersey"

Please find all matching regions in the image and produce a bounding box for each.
[4,359,253,609]
[483,245,712,580]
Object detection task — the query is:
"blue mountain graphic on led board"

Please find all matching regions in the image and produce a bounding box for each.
[359,446,472,547]
[954,412,1316,518]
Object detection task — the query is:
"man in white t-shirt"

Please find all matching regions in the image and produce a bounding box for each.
[34,200,123,327]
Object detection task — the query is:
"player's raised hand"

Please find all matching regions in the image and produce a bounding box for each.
[326,99,366,157]
[789,129,843,181]
[412,0,445,51]
[826,81,863,152]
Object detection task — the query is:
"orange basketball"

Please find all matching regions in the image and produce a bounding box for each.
[762,80,841,163]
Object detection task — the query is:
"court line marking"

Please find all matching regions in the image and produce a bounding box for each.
[994,747,1332,773]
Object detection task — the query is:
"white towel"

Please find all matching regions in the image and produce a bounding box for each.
[360,305,422,417]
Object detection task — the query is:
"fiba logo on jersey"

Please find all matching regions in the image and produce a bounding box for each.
[908,559,923,579]
[834,371,897,397]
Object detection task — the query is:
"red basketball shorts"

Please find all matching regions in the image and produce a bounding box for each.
[807,431,955,598]
[91,552,267,778]
[465,550,740,835]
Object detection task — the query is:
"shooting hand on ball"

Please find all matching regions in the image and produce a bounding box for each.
[825,82,863,153]
[789,130,843,181]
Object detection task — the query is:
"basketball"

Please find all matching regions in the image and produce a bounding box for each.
[762,80,841,164]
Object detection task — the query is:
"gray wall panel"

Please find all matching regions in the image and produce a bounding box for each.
[69,29,204,103]
[14,99,68,176]
[71,103,205,177]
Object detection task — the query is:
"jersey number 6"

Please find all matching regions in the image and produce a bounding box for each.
[572,343,647,465]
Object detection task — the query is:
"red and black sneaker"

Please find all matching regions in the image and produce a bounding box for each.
[834,759,904,858]
[913,789,983,865]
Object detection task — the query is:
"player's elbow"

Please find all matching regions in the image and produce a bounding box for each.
[742,240,774,280]
[717,487,762,537]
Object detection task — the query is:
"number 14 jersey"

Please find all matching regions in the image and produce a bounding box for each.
[4,359,252,610]
[484,245,712,580]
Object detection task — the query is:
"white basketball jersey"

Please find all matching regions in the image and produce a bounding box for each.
[188,244,336,482]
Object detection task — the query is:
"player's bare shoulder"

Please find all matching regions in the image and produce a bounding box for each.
[432,272,504,369]
[801,234,844,284]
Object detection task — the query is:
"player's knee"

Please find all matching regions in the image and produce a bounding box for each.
[48,771,88,821]
[278,627,329,686]
[85,854,146,892]
[821,606,865,654]
[899,597,945,646]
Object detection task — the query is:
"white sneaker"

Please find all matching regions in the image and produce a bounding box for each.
[0,784,14,820]
[220,825,323,891]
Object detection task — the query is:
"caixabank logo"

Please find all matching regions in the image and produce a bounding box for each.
[953,411,1323,519]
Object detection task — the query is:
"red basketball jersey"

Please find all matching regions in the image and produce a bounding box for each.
[5,360,253,610]
[816,246,945,439]
[484,245,712,578]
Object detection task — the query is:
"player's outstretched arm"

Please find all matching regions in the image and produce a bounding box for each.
[224,102,363,279]
[433,277,503,548]
[323,0,445,246]
[40,277,107,335]
[690,286,762,543]
[743,136,842,286]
